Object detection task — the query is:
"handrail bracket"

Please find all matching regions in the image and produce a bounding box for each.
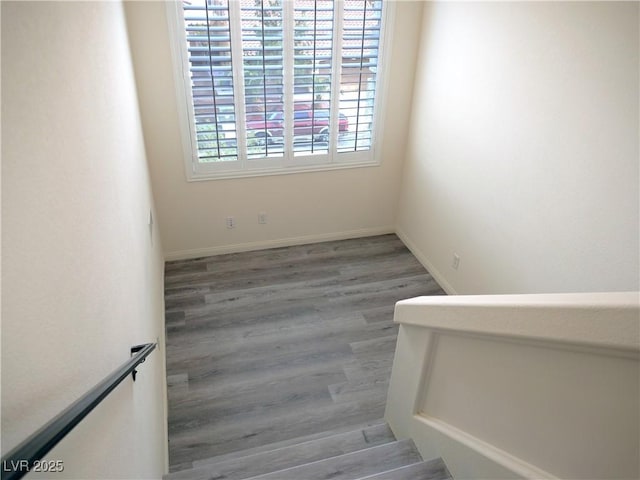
[130,344,150,382]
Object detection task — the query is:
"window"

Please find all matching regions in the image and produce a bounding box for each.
[169,0,390,180]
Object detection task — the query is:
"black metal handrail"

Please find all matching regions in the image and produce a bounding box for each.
[1,343,156,480]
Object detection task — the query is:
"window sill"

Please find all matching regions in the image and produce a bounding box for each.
[186,159,382,182]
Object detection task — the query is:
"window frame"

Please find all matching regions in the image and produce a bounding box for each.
[167,0,395,181]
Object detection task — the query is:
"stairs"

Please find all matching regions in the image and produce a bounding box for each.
[165,421,451,480]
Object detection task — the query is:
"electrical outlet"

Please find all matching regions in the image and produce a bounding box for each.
[452,253,460,270]
[258,212,267,224]
[226,216,235,229]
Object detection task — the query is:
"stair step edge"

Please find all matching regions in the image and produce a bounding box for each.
[165,423,396,480]
[190,418,387,469]
[242,438,420,480]
[355,457,453,480]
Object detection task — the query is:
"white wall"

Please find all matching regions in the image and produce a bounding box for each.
[1,2,167,478]
[396,2,639,294]
[124,1,423,260]
[386,293,640,480]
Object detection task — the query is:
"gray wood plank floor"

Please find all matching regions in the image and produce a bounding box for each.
[164,234,445,470]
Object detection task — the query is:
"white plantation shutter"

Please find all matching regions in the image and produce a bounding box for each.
[174,0,387,179]
[241,0,285,159]
[338,0,382,153]
[291,0,334,156]
[183,0,239,163]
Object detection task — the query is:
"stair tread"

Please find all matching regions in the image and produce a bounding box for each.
[190,418,386,469]
[166,422,395,480]
[243,438,421,480]
[356,458,453,480]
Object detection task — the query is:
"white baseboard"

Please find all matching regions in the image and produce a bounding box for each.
[164,226,396,261]
[394,227,458,295]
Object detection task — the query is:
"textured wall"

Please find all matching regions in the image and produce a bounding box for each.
[2,2,167,477]
[396,1,639,294]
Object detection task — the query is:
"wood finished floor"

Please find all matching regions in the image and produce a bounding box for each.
[164,234,445,471]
